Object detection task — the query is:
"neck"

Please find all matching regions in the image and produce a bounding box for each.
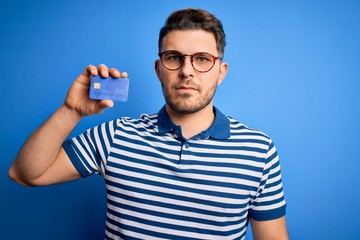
[166,104,215,139]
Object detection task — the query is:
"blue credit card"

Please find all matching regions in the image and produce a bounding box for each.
[89,76,129,102]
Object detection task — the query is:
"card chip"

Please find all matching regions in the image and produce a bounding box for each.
[94,83,101,89]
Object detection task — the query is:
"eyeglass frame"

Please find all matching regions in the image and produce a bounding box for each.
[158,50,223,73]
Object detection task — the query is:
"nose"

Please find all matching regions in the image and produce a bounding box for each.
[179,55,195,77]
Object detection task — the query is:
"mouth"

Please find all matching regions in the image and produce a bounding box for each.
[176,85,198,91]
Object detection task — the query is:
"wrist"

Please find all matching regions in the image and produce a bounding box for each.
[61,103,83,123]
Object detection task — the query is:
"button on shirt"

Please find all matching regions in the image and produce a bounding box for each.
[157,106,231,171]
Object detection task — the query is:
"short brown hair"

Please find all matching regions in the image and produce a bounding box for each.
[158,8,226,56]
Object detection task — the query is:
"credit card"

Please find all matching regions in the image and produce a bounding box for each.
[89,76,129,102]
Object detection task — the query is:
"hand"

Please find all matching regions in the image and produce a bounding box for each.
[64,64,128,116]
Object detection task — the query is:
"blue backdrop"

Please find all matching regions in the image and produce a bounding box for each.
[1,0,359,239]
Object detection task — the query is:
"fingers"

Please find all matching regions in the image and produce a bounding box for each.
[85,64,128,79]
[97,64,109,78]
[94,100,114,114]
[85,64,98,76]
[109,67,120,78]
[120,71,128,78]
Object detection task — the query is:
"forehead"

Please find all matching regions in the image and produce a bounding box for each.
[161,30,218,54]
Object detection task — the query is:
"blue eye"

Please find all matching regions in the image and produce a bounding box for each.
[194,54,211,63]
[169,55,182,61]
[197,57,208,62]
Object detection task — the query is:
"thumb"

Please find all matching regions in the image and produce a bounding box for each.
[94,100,114,114]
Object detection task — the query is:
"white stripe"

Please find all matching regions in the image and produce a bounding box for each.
[252,199,287,211]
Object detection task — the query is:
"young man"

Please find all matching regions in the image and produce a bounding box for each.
[9,8,288,240]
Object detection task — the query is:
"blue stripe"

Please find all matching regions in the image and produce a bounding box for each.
[249,205,286,221]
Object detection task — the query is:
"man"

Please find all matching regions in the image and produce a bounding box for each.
[9,8,288,240]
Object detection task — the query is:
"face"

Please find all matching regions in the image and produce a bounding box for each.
[155,30,228,114]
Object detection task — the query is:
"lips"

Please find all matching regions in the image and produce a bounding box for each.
[175,85,198,91]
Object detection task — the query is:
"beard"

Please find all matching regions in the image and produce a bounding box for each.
[161,80,218,114]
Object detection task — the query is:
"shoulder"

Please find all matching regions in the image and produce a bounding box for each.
[227,116,272,144]
[112,112,159,132]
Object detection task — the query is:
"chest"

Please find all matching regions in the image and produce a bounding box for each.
[105,134,266,212]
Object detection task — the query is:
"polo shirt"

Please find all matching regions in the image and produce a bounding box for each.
[63,106,286,240]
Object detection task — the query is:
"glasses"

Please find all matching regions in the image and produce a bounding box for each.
[158,50,223,73]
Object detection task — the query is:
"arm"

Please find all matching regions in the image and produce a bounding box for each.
[8,105,82,186]
[250,216,289,240]
[8,64,127,186]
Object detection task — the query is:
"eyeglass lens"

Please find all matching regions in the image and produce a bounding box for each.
[160,51,218,72]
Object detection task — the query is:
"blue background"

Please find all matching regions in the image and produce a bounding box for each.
[1,0,359,239]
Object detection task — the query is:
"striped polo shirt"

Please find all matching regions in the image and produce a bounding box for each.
[63,106,286,240]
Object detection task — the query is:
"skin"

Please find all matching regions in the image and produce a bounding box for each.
[8,29,288,239]
[155,30,228,139]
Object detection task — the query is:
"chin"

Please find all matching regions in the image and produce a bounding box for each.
[167,100,211,114]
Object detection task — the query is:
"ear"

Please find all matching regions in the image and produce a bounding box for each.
[155,59,161,80]
[217,62,228,86]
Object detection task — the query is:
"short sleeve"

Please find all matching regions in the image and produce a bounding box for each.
[62,119,118,177]
[249,140,287,221]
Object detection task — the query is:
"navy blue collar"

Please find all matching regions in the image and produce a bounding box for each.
[157,105,230,139]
